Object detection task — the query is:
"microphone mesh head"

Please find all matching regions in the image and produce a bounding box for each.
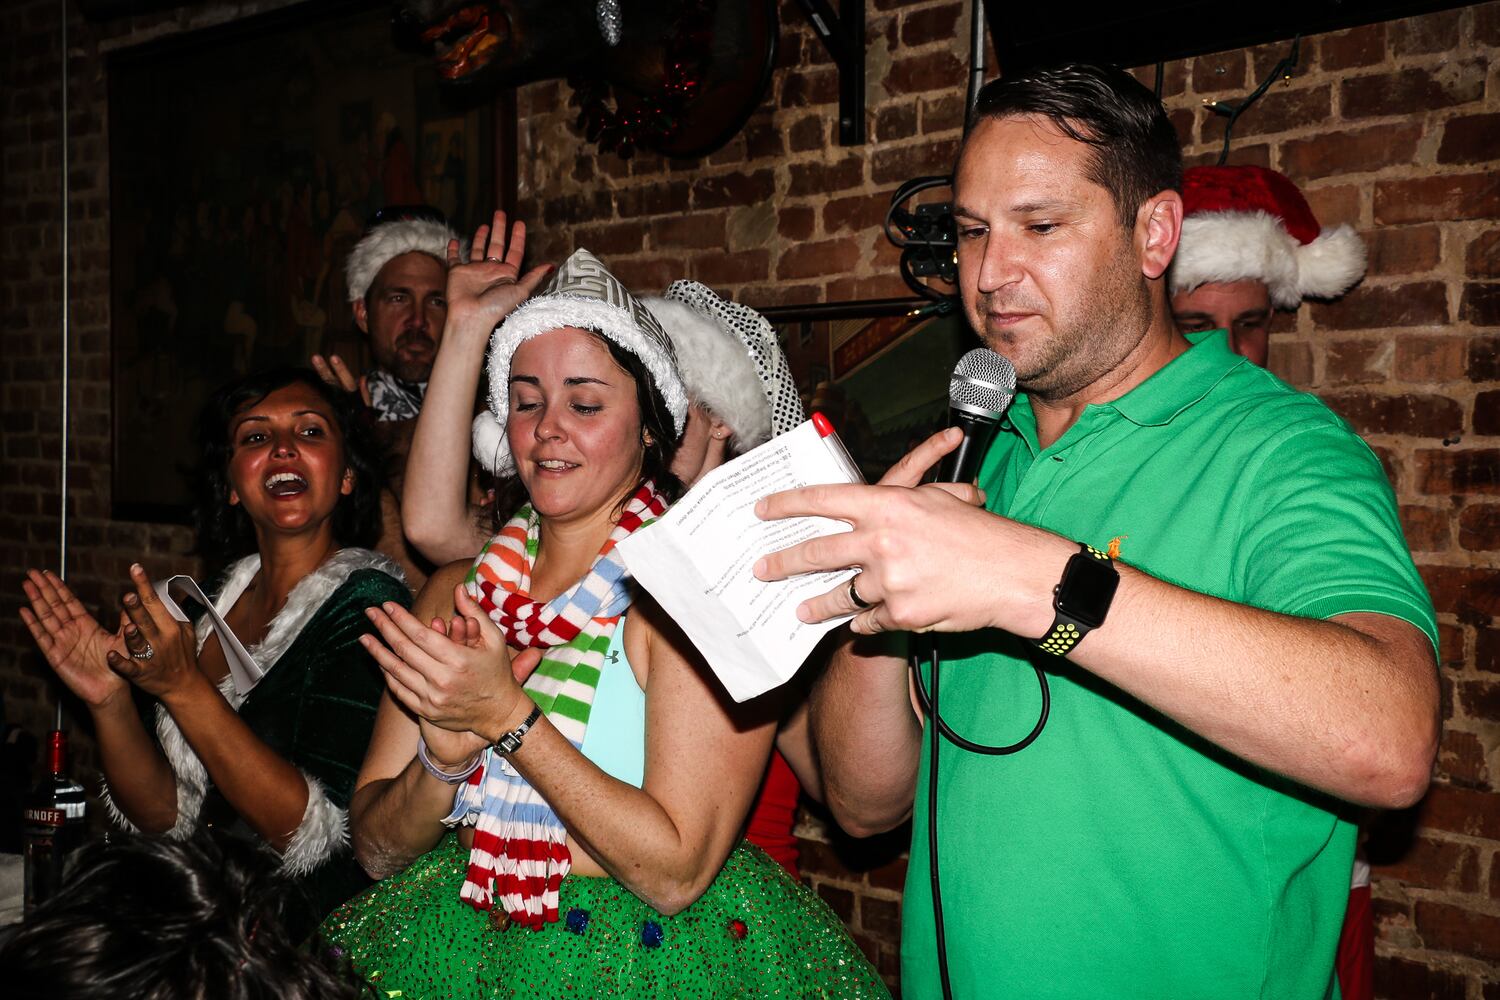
[950,348,1017,416]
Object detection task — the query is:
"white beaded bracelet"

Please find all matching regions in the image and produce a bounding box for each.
[416,735,483,784]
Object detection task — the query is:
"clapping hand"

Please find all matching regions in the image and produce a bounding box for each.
[105,564,205,702]
[360,585,541,747]
[21,569,129,709]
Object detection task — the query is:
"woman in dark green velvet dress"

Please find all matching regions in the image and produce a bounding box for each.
[21,368,409,925]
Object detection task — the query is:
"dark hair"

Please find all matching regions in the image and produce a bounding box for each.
[195,368,384,561]
[966,62,1183,225]
[0,832,374,1000]
[489,330,683,526]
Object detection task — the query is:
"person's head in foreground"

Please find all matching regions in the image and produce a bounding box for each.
[1169,164,1366,366]
[0,831,371,1000]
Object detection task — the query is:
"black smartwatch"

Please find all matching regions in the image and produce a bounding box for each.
[1036,543,1119,656]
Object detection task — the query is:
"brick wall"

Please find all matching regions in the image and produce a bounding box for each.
[2,0,1496,994]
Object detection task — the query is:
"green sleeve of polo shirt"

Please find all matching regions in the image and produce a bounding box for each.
[1232,418,1438,655]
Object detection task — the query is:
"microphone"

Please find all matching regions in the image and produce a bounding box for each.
[936,348,1017,483]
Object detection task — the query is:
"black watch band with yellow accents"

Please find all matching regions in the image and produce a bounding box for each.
[1036,543,1119,657]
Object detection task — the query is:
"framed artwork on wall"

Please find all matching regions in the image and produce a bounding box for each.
[107,0,500,522]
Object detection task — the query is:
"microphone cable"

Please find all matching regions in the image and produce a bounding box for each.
[911,637,1050,1000]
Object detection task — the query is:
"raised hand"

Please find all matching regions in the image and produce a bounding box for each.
[20,569,129,709]
[105,563,206,702]
[444,209,552,333]
[311,353,372,408]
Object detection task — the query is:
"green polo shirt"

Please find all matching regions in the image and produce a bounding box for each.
[901,330,1436,1000]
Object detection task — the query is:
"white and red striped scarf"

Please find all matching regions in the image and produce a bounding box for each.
[442,481,667,929]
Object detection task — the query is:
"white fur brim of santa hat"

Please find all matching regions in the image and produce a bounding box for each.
[345,217,461,302]
[1169,165,1367,310]
[641,296,771,451]
[471,248,689,476]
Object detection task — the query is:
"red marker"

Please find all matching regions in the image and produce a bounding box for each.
[811,411,864,484]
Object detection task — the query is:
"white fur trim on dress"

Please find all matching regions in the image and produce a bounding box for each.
[1170,210,1366,309]
[345,218,463,302]
[100,547,403,873]
[472,296,691,475]
[641,296,770,452]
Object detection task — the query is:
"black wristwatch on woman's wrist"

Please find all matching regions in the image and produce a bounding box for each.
[1035,543,1119,656]
[491,701,543,756]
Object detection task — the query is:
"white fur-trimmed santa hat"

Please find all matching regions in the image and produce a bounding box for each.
[470,248,689,475]
[1169,165,1366,309]
[345,217,461,302]
[642,282,804,453]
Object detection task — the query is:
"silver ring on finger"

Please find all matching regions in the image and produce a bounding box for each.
[485,255,502,262]
[847,574,873,610]
[130,642,155,661]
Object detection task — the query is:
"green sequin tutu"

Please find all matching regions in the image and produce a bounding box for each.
[320,832,889,999]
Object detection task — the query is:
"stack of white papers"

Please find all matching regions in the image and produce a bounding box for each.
[617,416,862,702]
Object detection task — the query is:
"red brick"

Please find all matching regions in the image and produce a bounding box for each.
[860,894,901,937]
[1461,504,1500,552]
[823,192,889,234]
[1400,505,1451,551]
[920,94,965,136]
[1395,335,1466,383]
[874,103,917,143]
[887,50,964,96]
[816,882,855,922]
[1372,834,1480,891]
[1377,173,1500,224]
[788,156,864,198]
[788,115,824,154]
[777,238,861,280]
[778,206,816,241]
[900,3,962,47]
[780,68,838,108]
[691,170,776,210]
[1192,50,1247,94]
[1458,678,1500,724]
[1319,23,1387,71]
[690,249,769,288]
[607,257,680,292]
[1421,565,1500,619]
[871,138,959,185]
[742,117,782,160]
[1390,9,1462,55]
[1481,3,1500,46]
[1202,85,1330,140]
[1341,62,1486,119]
[1365,226,1442,279]
[1476,391,1500,435]
[650,212,726,250]
[1437,728,1489,789]
[1418,783,1500,840]
[1304,185,1361,228]
[1462,283,1500,327]
[1469,231,1500,279]
[1437,112,1500,167]
[1372,955,1467,1000]
[1477,628,1500,673]
[615,182,688,219]
[1472,338,1500,381]
[1266,339,1313,386]
[1310,283,1448,331]
[1322,392,1461,439]
[1416,450,1500,495]
[1325,339,1390,385]
[1415,901,1500,961]
[1281,123,1421,181]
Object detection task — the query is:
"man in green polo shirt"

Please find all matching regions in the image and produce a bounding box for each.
[755,63,1437,999]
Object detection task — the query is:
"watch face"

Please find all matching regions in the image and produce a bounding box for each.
[1055,553,1119,628]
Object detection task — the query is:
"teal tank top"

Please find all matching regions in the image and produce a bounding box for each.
[577,622,645,788]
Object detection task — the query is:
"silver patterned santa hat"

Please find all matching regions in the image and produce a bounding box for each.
[642,281,804,452]
[471,248,690,475]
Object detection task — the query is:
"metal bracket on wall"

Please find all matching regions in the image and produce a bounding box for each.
[792,0,865,145]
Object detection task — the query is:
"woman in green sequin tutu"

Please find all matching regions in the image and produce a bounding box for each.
[322,222,888,999]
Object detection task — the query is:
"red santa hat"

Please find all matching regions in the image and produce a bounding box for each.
[1169,165,1366,309]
